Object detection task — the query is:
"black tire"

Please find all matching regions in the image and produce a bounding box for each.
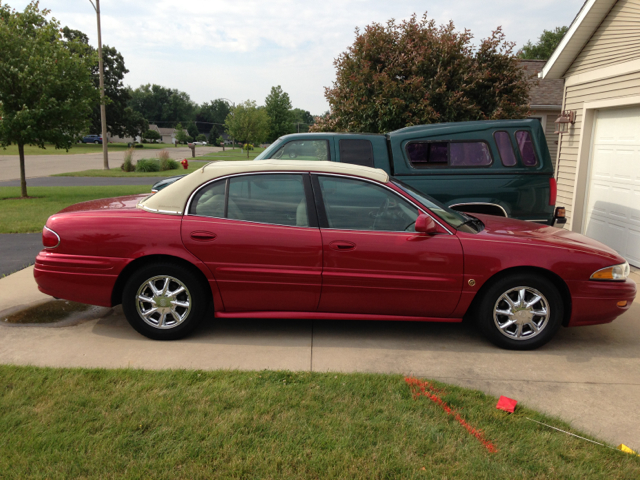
[94,140,100,144]
[122,262,208,340]
[476,273,563,350]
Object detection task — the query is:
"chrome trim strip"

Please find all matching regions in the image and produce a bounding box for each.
[525,219,548,223]
[44,226,60,249]
[449,202,509,218]
[184,170,454,235]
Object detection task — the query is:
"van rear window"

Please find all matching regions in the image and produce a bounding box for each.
[406,141,492,168]
[515,131,538,166]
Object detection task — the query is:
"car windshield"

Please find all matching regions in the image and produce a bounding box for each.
[391,179,481,232]
[254,138,285,160]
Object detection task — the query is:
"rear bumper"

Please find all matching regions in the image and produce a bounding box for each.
[567,278,636,327]
[34,252,129,307]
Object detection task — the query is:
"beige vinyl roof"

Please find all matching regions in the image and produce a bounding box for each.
[138,160,390,215]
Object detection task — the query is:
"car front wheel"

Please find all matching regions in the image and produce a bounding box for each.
[122,262,208,340]
[476,273,564,350]
[94,141,100,144]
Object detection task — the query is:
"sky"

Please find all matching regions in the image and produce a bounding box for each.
[7,0,583,115]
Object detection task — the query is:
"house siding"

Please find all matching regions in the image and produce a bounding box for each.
[565,0,640,76]
[545,114,560,169]
[555,70,640,224]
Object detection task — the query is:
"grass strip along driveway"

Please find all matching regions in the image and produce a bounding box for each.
[0,186,151,233]
[1,367,637,479]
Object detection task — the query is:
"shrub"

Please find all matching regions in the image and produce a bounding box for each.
[164,159,179,171]
[121,148,135,172]
[134,144,144,149]
[135,159,160,172]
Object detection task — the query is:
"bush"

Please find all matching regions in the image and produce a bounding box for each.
[134,144,144,149]
[163,159,179,171]
[135,159,160,172]
[121,148,135,172]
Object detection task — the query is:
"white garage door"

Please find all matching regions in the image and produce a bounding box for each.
[584,106,640,267]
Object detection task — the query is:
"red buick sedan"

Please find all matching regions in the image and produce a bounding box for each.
[34,161,636,349]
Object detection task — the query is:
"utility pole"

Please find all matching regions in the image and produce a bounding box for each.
[89,0,109,169]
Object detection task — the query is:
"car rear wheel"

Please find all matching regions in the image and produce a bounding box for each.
[122,262,208,340]
[94,140,100,144]
[476,273,563,350]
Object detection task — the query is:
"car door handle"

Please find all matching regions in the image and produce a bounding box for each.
[190,231,217,241]
[329,240,356,251]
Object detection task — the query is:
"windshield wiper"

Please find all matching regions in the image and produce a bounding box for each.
[458,213,484,232]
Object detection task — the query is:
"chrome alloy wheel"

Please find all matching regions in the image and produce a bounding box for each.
[493,286,550,340]
[135,275,192,329]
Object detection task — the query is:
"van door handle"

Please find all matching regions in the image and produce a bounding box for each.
[190,231,217,241]
[329,240,356,251]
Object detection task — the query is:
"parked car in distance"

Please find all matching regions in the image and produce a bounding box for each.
[255,119,565,226]
[35,161,635,349]
[193,141,208,146]
[81,134,103,144]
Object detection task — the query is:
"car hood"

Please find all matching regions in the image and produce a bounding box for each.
[470,214,623,262]
[57,194,151,214]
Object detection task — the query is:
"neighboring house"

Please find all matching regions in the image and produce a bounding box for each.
[519,60,564,168]
[157,126,177,144]
[107,133,140,144]
[540,0,640,267]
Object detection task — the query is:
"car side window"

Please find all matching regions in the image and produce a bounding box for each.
[406,141,492,168]
[228,174,309,227]
[515,131,538,166]
[317,176,418,232]
[189,179,226,217]
[339,139,374,167]
[494,131,517,167]
[270,140,329,161]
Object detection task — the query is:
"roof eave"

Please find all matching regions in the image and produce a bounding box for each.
[540,0,617,79]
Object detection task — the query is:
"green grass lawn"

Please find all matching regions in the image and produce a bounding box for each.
[0,186,151,233]
[54,161,209,178]
[0,367,637,479]
[0,142,183,156]
[199,146,265,161]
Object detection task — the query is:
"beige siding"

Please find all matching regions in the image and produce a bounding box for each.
[555,70,640,224]
[545,115,560,169]
[565,0,640,76]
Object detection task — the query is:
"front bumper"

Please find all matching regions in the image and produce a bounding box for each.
[567,278,636,327]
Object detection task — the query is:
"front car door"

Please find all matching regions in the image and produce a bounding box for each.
[313,174,464,318]
[181,173,322,312]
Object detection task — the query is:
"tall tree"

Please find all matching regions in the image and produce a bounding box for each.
[291,108,314,133]
[264,86,294,142]
[519,26,569,60]
[224,100,269,146]
[128,84,196,128]
[61,27,148,141]
[197,99,231,141]
[0,2,98,197]
[312,14,530,133]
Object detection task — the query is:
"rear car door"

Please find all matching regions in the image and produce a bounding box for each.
[181,173,322,312]
[313,174,464,317]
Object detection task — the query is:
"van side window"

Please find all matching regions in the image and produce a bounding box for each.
[271,140,330,161]
[515,131,538,166]
[339,139,374,167]
[406,141,492,168]
[494,131,517,167]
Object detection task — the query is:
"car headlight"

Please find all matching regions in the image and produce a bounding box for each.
[590,262,630,281]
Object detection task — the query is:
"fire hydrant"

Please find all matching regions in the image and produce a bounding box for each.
[181,158,189,170]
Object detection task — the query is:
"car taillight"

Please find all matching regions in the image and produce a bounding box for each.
[549,177,557,206]
[42,226,60,248]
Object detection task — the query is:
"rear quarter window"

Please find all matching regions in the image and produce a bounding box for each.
[515,131,538,167]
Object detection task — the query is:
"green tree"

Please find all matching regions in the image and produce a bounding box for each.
[0,2,98,197]
[195,134,207,142]
[198,99,231,140]
[519,26,569,60]
[291,108,314,133]
[128,84,196,127]
[174,123,189,144]
[143,129,161,143]
[224,100,269,148]
[265,86,294,142]
[61,27,148,141]
[312,14,530,133]
[187,123,199,140]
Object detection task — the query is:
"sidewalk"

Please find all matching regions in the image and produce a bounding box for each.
[1,266,639,451]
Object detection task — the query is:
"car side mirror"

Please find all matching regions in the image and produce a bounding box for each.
[415,213,438,234]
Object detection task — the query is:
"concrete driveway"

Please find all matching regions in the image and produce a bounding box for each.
[1,267,639,452]
[0,146,221,181]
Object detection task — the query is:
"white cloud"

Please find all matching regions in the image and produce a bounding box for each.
[9,0,582,113]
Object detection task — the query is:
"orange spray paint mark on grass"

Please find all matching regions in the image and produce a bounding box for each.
[405,377,498,453]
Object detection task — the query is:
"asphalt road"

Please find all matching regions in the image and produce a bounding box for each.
[0,233,43,277]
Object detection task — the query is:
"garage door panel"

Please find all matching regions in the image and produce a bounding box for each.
[585,106,640,267]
